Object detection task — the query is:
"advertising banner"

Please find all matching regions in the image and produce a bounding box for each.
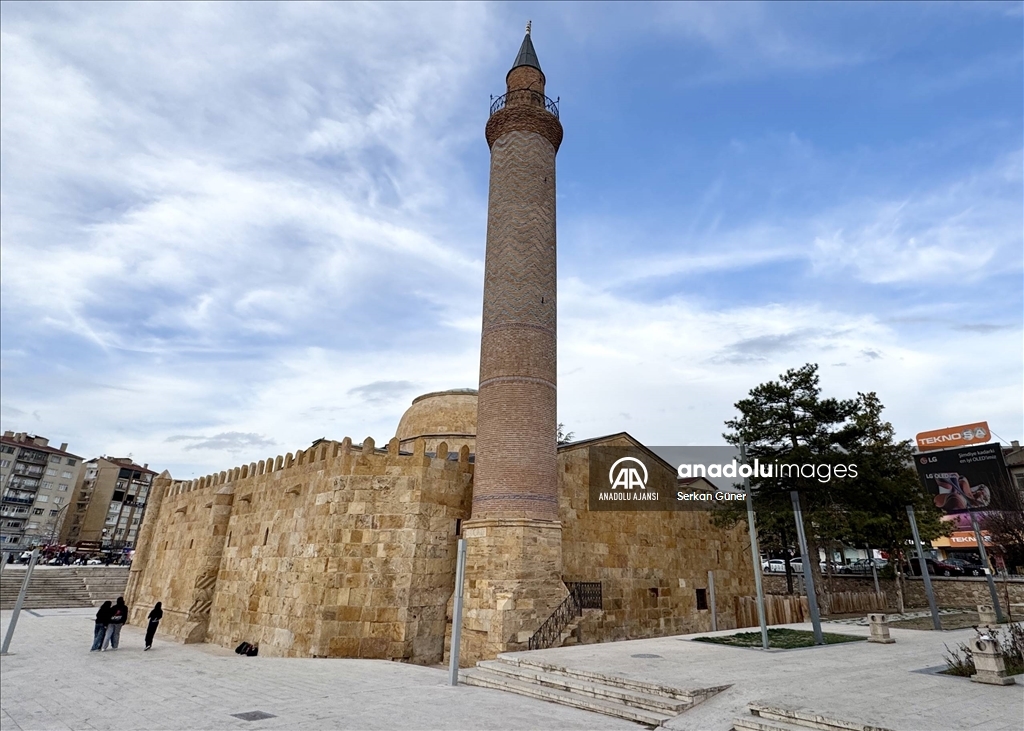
[914,443,1018,530]
[915,422,990,452]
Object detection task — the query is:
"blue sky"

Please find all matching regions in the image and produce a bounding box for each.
[1,2,1021,479]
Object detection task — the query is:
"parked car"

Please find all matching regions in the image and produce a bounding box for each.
[764,559,788,573]
[904,558,964,577]
[945,557,986,577]
[843,558,888,575]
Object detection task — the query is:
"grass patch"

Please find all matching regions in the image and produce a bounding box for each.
[890,612,978,631]
[693,628,865,649]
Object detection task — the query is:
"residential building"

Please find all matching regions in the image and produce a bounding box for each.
[61,456,157,551]
[0,432,84,548]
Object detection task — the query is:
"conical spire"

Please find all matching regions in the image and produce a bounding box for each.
[510,21,542,73]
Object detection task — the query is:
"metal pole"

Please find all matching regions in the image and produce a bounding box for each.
[2,548,39,655]
[708,570,717,632]
[790,491,824,645]
[866,543,881,596]
[906,505,941,631]
[969,509,1004,623]
[448,538,467,686]
[0,551,9,578]
[740,440,769,650]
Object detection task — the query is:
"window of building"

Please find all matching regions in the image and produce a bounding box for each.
[1,445,15,454]
[32,508,43,515]
[54,496,64,505]
[0,459,9,468]
[42,481,54,490]
[45,469,56,476]
[66,458,76,466]
[27,522,39,530]
[112,491,125,502]
[50,456,62,464]
[36,495,48,503]
[5,520,21,528]
[58,483,68,491]
[49,509,59,516]
[695,588,709,611]
[1,535,20,543]
[61,471,73,479]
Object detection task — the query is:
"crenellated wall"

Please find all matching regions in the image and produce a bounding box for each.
[128,437,473,663]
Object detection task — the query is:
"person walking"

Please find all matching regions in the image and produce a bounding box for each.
[144,602,162,651]
[91,601,112,652]
[103,597,128,650]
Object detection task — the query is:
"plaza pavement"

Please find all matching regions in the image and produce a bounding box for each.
[0,608,634,731]
[507,620,1024,731]
[2,608,1022,731]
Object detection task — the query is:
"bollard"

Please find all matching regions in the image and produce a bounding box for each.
[977,604,999,627]
[970,635,1016,686]
[866,613,895,644]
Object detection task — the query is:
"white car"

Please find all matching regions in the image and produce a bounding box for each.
[85,558,103,565]
[764,559,788,573]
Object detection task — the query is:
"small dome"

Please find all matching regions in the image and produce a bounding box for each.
[395,389,478,453]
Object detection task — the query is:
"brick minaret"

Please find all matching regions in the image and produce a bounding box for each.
[460,24,566,664]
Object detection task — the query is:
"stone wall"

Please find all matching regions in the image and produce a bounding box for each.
[559,437,756,642]
[128,437,472,663]
[761,573,1024,613]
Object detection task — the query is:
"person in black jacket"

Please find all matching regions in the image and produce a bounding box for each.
[144,602,163,651]
[103,597,128,650]
[91,601,112,651]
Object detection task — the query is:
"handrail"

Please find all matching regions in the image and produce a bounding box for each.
[527,581,602,651]
[490,89,560,119]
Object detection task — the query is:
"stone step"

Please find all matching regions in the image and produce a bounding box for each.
[497,653,727,704]
[477,659,688,708]
[460,667,673,727]
[477,660,691,714]
[733,715,812,731]
[747,703,895,731]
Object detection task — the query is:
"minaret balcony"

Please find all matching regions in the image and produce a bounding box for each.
[490,89,559,119]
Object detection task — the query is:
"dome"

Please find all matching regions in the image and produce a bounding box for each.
[395,389,478,453]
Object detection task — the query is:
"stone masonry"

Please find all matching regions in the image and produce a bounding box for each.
[127,437,472,663]
[461,27,566,665]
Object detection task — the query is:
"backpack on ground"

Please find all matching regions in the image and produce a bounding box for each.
[245,644,259,657]
[234,641,251,655]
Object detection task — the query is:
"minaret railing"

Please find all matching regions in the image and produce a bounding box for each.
[489,90,560,118]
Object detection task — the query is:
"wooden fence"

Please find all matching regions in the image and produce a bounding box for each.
[735,590,887,628]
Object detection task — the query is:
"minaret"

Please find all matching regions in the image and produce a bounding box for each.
[460,23,566,664]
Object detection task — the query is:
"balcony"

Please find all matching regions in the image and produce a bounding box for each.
[6,477,39,490]
[17,451,48,465]
[489,89,559,118]
[2,494,35,506]
[13,463,44,477]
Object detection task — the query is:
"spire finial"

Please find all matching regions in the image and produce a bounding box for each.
[526,20,531,36]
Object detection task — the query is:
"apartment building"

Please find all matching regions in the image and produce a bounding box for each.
[62,456,157,551]
[0,432,84,548]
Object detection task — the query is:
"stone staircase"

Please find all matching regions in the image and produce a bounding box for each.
[0,567,129,609]
[732,702,894,731]
[460,654,728,727]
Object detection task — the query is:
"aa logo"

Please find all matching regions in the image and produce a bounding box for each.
[609,457,648,490]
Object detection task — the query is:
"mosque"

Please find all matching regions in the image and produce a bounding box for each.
[125,27,754,666]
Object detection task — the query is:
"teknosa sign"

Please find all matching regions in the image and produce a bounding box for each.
[915,422,990,452]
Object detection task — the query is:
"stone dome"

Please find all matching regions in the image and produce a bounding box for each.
[395,389,478,453]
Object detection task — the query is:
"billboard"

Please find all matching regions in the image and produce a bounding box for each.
[915,443,1018,530]
[915,422,990,452]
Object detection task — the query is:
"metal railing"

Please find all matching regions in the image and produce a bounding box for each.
[490,89,559,118]
[527,582,602,651]
[566,581,603,609]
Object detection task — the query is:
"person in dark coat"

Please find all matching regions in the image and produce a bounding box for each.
[91,601,112,651]
[103,597,128,650]
[144,602,163,650]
